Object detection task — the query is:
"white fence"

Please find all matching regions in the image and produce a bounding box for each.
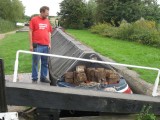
[13,50,160,96]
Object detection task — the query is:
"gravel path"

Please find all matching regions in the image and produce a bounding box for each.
[0,27,29,40]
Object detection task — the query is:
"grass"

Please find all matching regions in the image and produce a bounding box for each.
[66,29,160,84]
[0,32,32,74]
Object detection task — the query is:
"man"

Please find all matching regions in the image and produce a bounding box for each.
[55,18,59,28]
[29,6,52,83]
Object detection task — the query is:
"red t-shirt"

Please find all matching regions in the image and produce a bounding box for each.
[29,16,52,45]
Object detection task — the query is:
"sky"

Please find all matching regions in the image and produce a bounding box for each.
[21,0,160,17]
[21,0,63,16]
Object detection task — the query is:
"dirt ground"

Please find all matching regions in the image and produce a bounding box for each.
[0,34,5,40]
[0,31,16,40]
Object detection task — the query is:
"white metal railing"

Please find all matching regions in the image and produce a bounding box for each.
[13,50,160,96]
[0,112,18,120]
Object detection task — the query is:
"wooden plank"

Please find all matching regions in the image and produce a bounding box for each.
[60,115,136,120]
[5,82,160,114]
[0,59,7,112]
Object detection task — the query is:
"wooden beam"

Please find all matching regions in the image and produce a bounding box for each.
[0,59,7,112]
[6,82,160,114]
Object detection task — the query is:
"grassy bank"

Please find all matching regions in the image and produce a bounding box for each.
[66,29,160,84]
[0,18,17,33]
[0,32,31,74]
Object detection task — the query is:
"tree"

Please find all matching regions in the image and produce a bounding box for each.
[95,0,160,26]
[141,0,160,23]
[96,0,143,26]
[0,0,24,21]
[0,0,12,20]
[58,0,86,29]
[84,0,97,28]
[10,0,24,21]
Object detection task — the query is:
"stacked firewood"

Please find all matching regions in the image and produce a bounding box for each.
[64,65,120,85]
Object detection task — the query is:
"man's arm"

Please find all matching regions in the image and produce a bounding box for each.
[48,32,51,49]
[29,29,33,51]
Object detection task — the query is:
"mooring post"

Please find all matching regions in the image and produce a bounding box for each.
[0,58,7,112]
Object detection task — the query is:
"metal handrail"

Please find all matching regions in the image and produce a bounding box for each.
[13,50,160,96]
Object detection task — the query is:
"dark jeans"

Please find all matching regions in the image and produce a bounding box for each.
[32,44,49,81]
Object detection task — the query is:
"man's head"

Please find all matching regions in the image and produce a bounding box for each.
[40,6,49,19]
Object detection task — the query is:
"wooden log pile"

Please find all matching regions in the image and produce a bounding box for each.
[64,65,120,85]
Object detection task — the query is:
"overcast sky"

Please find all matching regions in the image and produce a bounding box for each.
[21,0,160,16]
[21,0,63,16]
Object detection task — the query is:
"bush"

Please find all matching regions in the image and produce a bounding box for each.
[129,18,160,46]
[0,18,16,33]
[60,20,84,29]
[90,18,160,47]
[90,23,109,34]
[90,23,117,37]
[69,22,84,29]
[136,106,156,120]
[101,26,118,37]
[116,20,134,40]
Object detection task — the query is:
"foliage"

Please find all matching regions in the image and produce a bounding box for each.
[115,20,134,40]
[141,0,160,23]
[0,0,25,22]
[90,23,117,37]
[58,0,86,29]
[95,0,143,26]
[129,18,160,46]
[23,15,31,22]
[136,105,156,120]
[90,23,111,34]
[0,18,16,33]
[83,0,97,28]
[90,18,160,47]
[119,18,160,47]
[58,0,160,28]
[95,0,160,26]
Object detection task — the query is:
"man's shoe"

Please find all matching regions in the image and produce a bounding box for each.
[40,78,51,83]
[32,80,38,84]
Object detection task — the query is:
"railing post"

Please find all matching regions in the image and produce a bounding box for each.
[0,58,7,112]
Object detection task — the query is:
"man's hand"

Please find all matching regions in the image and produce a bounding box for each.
[30,45,33,51]
[48,43,51,49]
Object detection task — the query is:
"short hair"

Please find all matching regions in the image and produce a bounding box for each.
[40,6,49,13]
